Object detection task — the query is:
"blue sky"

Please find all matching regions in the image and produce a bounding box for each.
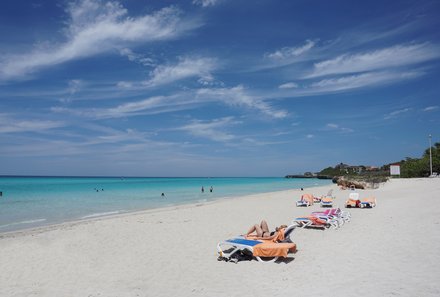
[0,0,439,177]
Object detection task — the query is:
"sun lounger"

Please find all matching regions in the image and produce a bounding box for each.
[293,216,331,229]
[320,197,333,208]
[345,192,360,208]
[314,189,334,203]
[217,225,297,263]
[345,193,376,208]
[360,197,377,208]
[296,193,314,207]
[311,208,350,227]
[312,208,351,223]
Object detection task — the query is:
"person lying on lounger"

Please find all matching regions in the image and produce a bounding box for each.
[245,220,288,240]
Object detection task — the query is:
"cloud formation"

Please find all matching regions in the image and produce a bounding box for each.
[266,40,316,61]
[325,123,354,133]
[177,117,238,142]
[196,85,288,119]
[384,108,412,120]
[279,82,298,89]
[307,70,423,93]
[0,114,64,133]
[306,43,440,78]
[144,57,217,87]
[192,0,220,7]
[0,0,200,80]
[423,106,438,112]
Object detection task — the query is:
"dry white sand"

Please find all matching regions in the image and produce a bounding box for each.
[1,178,439,297]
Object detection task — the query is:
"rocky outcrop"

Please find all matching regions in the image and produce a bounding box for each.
[335,176,365,189]
[334,176,389,189]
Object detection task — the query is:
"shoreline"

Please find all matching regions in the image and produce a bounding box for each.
[0,176,331,234]
[0,183,329,238]
[1,178,439,296]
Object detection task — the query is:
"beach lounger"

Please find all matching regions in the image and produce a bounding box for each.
[217,225,297,263]
[293,216,332,229]
[345,193,376,208]
[312,208,351,222]
[314,189,334,203]
[296,193,314,207]
[320,197,334,208]
[313,195,322,203]
[345,192,360,208]
[311,208,350,226]
[360,197,377,208]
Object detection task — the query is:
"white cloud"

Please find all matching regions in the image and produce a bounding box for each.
[196,85,288,119]
[0,114,64,133]
[52,95,199,119]
[306,134,314,139]
[326,123,339,129]
[119,48,155,67]
[308,70,424,93]
[144,57,217,87]
[325,123,354,133]
[266,40,316,60]
[116,81,133,89]
[384,108,412,120]
[0,0,200,80]
[177,117,239,142]
[278,82,298,89]
[192,0,220,7]
[423,106,438,112]
[307,43,440,78]
[52,84,288,120]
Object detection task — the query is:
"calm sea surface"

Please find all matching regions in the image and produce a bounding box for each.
[0,176,331,233]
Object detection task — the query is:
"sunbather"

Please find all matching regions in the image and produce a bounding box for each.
[245,220,287,240]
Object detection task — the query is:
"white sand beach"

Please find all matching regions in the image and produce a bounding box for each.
[1,178,439,297]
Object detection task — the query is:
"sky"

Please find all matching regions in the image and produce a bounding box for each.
[0,0,439,177]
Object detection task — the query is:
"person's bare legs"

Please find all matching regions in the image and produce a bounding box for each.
[246,224,264,236]
[260,220,270,233]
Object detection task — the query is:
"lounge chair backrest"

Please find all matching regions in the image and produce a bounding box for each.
[280,225,296,243]
[349,193,359,200]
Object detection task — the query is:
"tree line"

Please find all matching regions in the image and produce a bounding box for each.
[318,142,440,178]
[395,142,440,178]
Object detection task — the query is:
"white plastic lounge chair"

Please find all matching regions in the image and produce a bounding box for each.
[312,208,351,224]
[292,216,335,229]
[345,192,360,208]
[296,193,314,207]
[320,197,334,208]
[359,197,377,208]
[217,224,297,263]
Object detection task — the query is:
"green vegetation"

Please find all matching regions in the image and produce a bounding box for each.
[318,142,440,179]
[397,142,440,178]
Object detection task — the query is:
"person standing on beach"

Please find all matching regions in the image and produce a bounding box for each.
[210,186,213,192]
[201,186,204,193]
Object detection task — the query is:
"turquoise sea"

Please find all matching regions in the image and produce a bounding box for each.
[0,176,332,233]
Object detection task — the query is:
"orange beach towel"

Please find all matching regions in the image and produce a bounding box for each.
[252,242,296,258]
[321,197,333,203]
[246,228,296,257]
[345,199,358,207]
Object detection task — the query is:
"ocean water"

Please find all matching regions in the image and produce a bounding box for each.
[0,176,332,233]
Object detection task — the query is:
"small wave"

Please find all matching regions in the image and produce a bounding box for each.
[0,218,47,229]
[80,211,122,219]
